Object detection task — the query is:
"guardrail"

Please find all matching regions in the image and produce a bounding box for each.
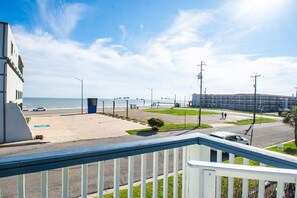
[0,133,297,197]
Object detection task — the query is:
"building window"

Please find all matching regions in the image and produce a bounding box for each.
[11,42,14,55]
[15,90,23,100]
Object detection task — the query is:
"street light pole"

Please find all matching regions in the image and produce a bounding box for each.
[75,78,83,114]
[198,61,206,127]
[147,88,153,108]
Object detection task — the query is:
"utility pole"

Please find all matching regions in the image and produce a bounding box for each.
[198,61,206,127]
[250,73,261,145]
[251,74,261,124]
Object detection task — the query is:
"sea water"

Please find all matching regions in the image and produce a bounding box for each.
[23,97,169,110]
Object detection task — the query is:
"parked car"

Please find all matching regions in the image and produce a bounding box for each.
[33,107,47,111]
[210,131,249,145]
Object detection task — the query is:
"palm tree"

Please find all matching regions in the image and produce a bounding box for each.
[282,106,297,146]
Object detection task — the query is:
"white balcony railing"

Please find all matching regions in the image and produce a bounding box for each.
[0,133,297,197]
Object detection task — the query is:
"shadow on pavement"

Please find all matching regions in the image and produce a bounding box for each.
[136,131,157,136]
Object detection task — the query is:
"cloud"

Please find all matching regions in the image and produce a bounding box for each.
[119,25,127,43]
[36,0,87,37]
[13,7,297,99]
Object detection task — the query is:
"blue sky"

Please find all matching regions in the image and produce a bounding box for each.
[1,0,297,99]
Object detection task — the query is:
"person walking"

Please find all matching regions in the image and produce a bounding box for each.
[224,113,227,120]
[221,111,224,120]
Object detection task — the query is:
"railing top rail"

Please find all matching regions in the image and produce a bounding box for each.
[188,161,297,183]
[0,133,201,177]
[198,135,297,169]
[1,132,297,178]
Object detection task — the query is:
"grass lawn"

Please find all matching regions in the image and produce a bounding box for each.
[225,117,279,125]
[266,141,297,156]
[104,174,182,198]
[126,123,212,135]
[143,108,218,116]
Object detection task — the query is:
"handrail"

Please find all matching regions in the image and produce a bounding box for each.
[198,135,297,169]
[1,132,297,178]
[188,161,297,183]
[0,133,201,177]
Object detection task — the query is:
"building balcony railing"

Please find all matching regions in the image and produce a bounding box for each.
[0,133,297,197]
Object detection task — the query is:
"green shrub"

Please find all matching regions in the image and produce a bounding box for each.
[25,117,31,124]
[147,118,164,131]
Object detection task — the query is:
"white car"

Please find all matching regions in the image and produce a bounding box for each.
[33,107,47,111]
[210,131,249,145]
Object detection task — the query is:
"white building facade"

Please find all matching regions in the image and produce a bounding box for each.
[192,93,297,113]
[0,22,32,143]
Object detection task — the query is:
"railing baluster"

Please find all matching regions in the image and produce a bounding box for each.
[62,167,69,198]
[114,159,120,198]
[81,164,88,198]
[98,161,104,198]
[163,150,169,198]
[41,171,48,198]
[258,163,265,198]
[276,182,284,198]
[182,146,187,198]
[228,154,235,198]
[295,182,297,198]
[153,152,158,198]
[173,148,179,198]
[128,156,134,198]
[216,150,222,198]
[141,154,147,198]
[242,158,249,198]
[17,174,25,198]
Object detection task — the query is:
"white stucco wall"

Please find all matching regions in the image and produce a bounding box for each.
[5,103,32,142]
[0,23,28,143]
[6,65,23,104]
[6,25,20,69]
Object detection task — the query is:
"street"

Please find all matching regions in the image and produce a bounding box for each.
[0,122,294,197]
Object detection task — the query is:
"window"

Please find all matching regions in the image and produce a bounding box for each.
[15,90,23,100]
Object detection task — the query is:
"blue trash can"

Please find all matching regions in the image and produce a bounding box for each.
[88,98,98,114]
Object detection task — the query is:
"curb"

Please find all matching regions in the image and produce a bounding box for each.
[0,140,48,148]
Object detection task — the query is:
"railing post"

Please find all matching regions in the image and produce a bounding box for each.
[187,144,210,198]
[203,170,216,198]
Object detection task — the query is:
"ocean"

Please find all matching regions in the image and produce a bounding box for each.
[23,97,174,110]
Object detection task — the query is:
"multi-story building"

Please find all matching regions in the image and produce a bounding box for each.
[192,93,297,113]
[0,21,32,143]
